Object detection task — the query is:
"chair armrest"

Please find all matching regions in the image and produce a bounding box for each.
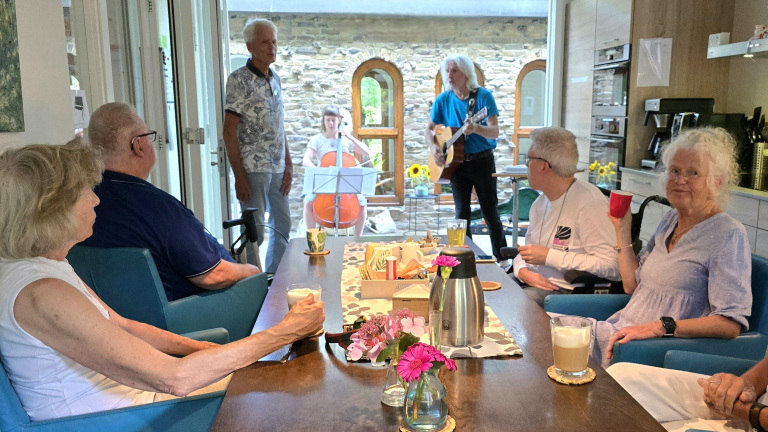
[181,328,230,344]
[165,273,269,341]
[544,294,631,321]
[612,332,768,368]
[499,247,519,260]
[22,391,224,432]
[663,350,759,376]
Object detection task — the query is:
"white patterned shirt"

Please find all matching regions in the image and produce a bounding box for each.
[225,60,286,174]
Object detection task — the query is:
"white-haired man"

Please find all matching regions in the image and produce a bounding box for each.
[425,54,507,260]
[223,18,291,274]
[83,103,260,301]
[513,127,620,306]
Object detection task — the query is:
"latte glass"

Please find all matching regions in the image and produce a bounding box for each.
[550,316,593,378]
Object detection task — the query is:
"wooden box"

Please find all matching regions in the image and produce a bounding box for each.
[360,278,429,300]
[392,283,431,319]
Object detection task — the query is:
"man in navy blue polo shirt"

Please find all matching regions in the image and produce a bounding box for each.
[82,102,260,301]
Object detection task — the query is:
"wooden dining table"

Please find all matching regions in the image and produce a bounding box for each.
[211,236,665,431]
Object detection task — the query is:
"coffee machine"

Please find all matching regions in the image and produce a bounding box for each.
[642,98,715,168]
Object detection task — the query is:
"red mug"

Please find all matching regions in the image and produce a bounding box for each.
[609,190,633,218]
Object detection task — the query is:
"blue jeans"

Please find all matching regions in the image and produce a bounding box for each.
[241,172,291,273]
[450,155,507,259]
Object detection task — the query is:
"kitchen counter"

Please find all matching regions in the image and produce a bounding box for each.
[620,167,768,202]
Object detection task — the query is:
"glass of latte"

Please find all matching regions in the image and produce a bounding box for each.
[550,316,593,378]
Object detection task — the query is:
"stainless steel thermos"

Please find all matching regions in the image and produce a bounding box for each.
[429,248,484,346]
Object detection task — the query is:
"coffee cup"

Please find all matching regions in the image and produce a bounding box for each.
[550,315,593,379]
[609,190,633,218]
[306,228,326,252]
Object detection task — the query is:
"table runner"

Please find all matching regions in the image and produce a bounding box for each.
[340,242,522,358]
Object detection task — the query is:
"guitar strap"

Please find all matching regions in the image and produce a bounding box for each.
[466,89,479,120]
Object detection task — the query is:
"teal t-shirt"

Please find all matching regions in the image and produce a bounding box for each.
[430,87,499,154]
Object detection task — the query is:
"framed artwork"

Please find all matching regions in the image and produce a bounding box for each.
[0,0,24,132]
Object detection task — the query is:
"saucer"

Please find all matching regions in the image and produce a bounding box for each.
[304,249,330,256]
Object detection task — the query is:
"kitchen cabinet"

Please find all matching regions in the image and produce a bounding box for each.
[621,167,768,257]
[562,0,597,170]
[594,0,632,49]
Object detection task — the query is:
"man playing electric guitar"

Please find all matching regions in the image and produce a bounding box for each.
[425,54,507,260]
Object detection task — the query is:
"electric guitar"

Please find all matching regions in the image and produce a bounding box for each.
[428,107,489,184]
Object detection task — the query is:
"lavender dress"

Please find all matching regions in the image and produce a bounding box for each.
[593,210,752,368]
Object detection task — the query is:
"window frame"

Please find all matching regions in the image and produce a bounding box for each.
[513,59,546,164]
[352,59,404,206]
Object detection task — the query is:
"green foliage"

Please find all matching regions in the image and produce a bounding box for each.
[360,77,381,125]
[0,0,24,132]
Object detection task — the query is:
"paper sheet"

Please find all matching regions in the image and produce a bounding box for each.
[636,38,673,87]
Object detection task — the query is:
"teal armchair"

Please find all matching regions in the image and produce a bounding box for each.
[67,245,268,341]
[663,350,759,377]
[545,254,768,367]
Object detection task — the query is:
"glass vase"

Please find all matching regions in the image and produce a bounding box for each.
[381,358,407,407]
[414,184,429,196]
[404,371,448,430]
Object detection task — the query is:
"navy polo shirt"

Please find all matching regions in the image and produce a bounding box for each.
[430,87,499,154]
[81,171,234,301]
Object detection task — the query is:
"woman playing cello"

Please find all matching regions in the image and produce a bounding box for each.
[302,105,371,236]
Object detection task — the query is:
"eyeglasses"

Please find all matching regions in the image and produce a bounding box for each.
[667,168,708,182]
[130,130,157,151]
[525,156,549,167]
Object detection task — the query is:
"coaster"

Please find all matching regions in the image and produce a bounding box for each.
[304,249,330,256]
[481,281,501,291]
[546,365,596,385]
[399,415,455,432]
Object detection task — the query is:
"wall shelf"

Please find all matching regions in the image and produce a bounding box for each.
[707,38,768,59]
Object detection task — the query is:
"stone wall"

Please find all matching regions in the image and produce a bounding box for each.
[227,12,548,235]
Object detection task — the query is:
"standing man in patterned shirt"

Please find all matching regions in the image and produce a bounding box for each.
[223,18,291,274]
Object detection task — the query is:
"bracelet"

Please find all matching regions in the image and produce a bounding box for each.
[749,402,767,432]
[613,243,634,252]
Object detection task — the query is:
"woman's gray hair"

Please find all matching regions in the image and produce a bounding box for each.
[529,127,579,177]
[243,18,277,45]
[87,102,140,162]
[659,127,739,208]
[0,137,103,259]
[441,55,479,92]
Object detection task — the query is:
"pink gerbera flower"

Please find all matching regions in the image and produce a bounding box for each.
[432,255,460,268]
[397,343,434,382]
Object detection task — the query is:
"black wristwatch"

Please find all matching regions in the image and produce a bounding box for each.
[749,402,767,432]
[660,316,676,337]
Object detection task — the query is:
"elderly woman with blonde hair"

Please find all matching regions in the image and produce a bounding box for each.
[0,140,324,421]
[580,127,752,369]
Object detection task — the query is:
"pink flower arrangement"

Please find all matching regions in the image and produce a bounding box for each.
[432,255,460,312]
[347,309,428,363]
[397,342,457,383]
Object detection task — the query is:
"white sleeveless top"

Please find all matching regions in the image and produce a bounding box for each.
[0,256,155,421]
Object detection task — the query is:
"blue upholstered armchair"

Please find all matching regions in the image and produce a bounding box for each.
[0,329,227,431]
[545,254,768,367]
[67,245,268,341]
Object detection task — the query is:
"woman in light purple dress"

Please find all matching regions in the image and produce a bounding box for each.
[594,127,751,368]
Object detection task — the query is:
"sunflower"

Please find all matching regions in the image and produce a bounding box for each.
[597,166,607,176]
[420,165,430,179]
[589,161,598,172]
[607,162,616,169]
[407,164,421,179]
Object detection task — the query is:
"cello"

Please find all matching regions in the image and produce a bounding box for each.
[312,140,362,230]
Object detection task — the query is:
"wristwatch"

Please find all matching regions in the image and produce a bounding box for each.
[749,402,767,432]
[660,316,676,337]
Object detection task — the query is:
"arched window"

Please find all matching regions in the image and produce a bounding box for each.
[432,63,485,201]
[352,59,404,205]
[513,60,546,164]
